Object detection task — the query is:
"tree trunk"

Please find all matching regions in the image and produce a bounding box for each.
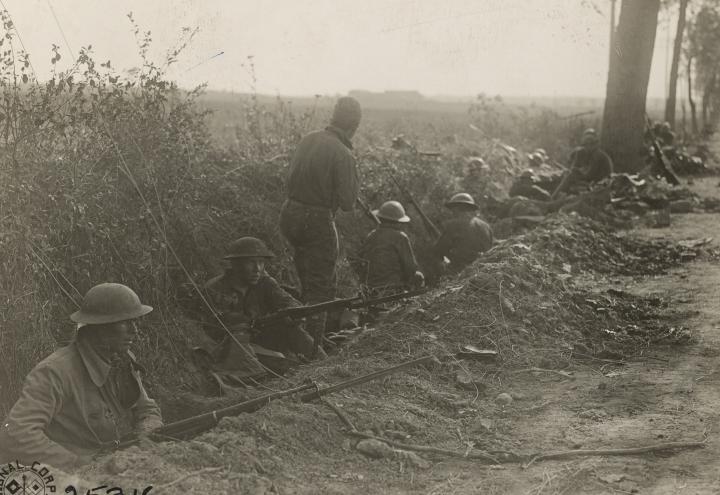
[688,55,698,134]
[664,0,689,127]
[681,100,686,142]
[701,72,716,131]
[601,0,661,173]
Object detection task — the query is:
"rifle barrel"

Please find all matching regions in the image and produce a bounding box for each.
[388,172,441,240]
[119,382,316,447]
[300,355,435,401]
[119,356,435,449]
[253,289,423,329]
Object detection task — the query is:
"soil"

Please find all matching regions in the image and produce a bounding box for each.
[69,177,720,494]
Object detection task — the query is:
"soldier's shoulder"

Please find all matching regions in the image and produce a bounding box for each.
[392,229,411,242]
[30,344,80,379]
[301,129,326,141]
[471,217,491,228]
[257,275,295,296]
[205,273,229,291]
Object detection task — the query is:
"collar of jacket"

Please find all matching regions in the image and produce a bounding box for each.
[76,338,113,387]
[76,338,140,387]
[326,125,353,150]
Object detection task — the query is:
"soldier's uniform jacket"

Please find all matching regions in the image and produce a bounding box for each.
[568,147,613,183]
[286,125,358,212]
[359,224,420,290]
[434,216,494,270]
[205,272,300,325]
[0,339,162,470]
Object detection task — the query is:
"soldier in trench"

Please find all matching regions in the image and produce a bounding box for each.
[434,193,494,274]
[0,283,163,470]
[279,96,362,356]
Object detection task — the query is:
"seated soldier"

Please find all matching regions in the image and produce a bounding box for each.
[358,200,424,293]
[560,129,613,194]
[0,283,163,470]
[204,237,315,361]
[434,193,494,274]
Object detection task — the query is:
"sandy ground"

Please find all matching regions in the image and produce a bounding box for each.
[422,182,720,494]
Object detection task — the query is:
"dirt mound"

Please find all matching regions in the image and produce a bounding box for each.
[495,214,701,276]
[76,214,700,492]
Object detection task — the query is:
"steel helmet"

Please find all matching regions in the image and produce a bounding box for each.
[70,283,153,325]
[445,192,478,209]
[373,200,410,223]
[223,237,275,259]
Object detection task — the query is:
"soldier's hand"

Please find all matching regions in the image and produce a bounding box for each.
[412,271,425,288]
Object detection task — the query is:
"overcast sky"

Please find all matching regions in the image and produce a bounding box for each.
[4,0,679,98]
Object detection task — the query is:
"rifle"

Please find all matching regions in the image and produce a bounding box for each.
[388,171,441,241]
[118,355,435,448]
[645,115,680,186]
[356,197,380,225]
[550,167,576,200]
[250,288,427,331]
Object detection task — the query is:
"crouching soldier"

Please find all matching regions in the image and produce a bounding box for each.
[0,283,163,470]
[204,237,316,362]
[358,201,424,293]
[434,193,494,274]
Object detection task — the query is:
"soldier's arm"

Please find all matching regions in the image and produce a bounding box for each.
[476,220,494,252]
[397,233,421,282]
[265,276,301,310]
[433,223,454,258]
[0,365,81,469]
[129,367,164,433]
[204,282,249,334]
[334,151,359,212]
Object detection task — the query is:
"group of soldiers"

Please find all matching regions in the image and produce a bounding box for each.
[0,97,615,470]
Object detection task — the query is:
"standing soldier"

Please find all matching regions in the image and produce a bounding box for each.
[279,96,362,356]
[434,193,494,274]
[204,237,316,361]
[358,200,425,292]
[0,283,163,470]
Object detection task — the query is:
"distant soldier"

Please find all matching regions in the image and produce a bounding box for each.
[434,193,494,274]
[204,237,315,361]
[553,129,613,197]
[0,283,163,470]
[279,96,362,355]
[358,200,424,292]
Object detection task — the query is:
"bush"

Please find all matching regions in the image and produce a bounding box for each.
[0,14,573,418]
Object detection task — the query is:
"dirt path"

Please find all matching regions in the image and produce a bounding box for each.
[420,187,720,494]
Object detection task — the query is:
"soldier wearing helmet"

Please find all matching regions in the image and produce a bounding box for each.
[357,201,424,292]
[204,237,316,361]
[0,283,163,470]
[554,129,613,197]
[279,96,362,355]
[434,193,494,274]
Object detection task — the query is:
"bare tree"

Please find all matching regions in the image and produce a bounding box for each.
[601,0,661,173]
[664,0,690,126]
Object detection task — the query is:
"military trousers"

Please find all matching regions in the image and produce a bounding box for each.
[279,200,339,350]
